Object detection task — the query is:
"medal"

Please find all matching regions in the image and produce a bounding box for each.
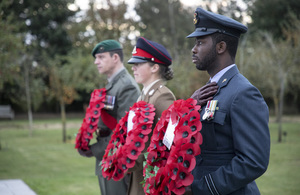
[202,100,218,121]
[104,95,115,110]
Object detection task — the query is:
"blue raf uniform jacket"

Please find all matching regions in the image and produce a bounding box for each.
[191,65,270,195]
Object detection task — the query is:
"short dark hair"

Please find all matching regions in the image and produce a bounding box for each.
[109,49,123,62]
[211,33,239,60]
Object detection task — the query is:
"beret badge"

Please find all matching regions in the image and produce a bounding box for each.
[193,12,198,25]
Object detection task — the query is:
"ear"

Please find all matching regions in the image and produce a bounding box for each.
[151,64,160,74]
[216,41,227,54]
[112,53,119,62]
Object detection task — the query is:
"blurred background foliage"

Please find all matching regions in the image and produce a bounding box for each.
[1,0,300,122]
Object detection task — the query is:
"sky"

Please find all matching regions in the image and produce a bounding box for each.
[70,0,250,25]
[74,0,202,10]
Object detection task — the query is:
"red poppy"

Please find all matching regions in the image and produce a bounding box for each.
[155,176,171,195]
[84,109,93,123]
[167,162,180,180]
[136,123,152,135]
[173,126,193,144]
[118,152,129,171]
[181,142,201,156]
[125,155,136,168]
[140,110,156,119]
[128,130,149,143]
[150,139,167,153]
[91,88,106,102]
[146,150,158,164]
[190,131,203,146]
[177,170,194,187]
[126,137,145,154]
[90,107,101,119]
[150,128,160,142]
[169,180,186,195]
[112,158,126,181]
[170,150,196,173]
[140,103,156,112]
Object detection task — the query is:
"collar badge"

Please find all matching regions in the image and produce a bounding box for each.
[132,46,137,54]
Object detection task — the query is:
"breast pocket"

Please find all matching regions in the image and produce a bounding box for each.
[212,110,226,125]
[200,110,226,151]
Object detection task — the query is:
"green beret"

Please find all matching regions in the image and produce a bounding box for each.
[92,40,122,57]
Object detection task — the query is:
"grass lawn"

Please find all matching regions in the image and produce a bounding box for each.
[0,118,99,195]
[256,122,300,194]
[0,117,300,195]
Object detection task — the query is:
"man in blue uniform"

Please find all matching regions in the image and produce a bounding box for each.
[188,7,270,194]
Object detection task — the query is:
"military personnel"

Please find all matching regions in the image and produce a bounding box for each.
[126,37,176,195]
[187,7,270,195]
[78,40,140,195]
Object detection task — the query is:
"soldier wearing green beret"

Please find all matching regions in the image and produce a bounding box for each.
[78,40,140,195]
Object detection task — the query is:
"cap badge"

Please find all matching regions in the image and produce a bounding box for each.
[132,46,137,54]
[193,12,198,24]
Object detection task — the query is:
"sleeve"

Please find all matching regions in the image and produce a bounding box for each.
[193,86,270,194]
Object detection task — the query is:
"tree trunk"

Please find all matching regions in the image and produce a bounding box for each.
[24,59,33,137]
[273,96,279,122]
[277,74,285,143]
[60,97,67,143]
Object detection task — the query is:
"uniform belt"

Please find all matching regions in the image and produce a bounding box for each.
[96,128,111,137]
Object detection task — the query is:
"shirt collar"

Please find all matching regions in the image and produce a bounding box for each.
[142,79,161,95]
[107,67,125,83]
[210,64,235,83]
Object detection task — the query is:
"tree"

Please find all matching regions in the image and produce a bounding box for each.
[245,29,300,142]
[0,9,23,92]
[250,0,300,40]
[248,0,300,142]
[1,2,44,135]
[1,0,78,140]
[45,49,103,142]
[68,0,137,57]
[134,0,201,99]
[135,0,193,59]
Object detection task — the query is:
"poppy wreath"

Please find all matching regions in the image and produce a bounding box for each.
[100,101,156,181]
[75,88,107,151]
[143,98,203,195]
